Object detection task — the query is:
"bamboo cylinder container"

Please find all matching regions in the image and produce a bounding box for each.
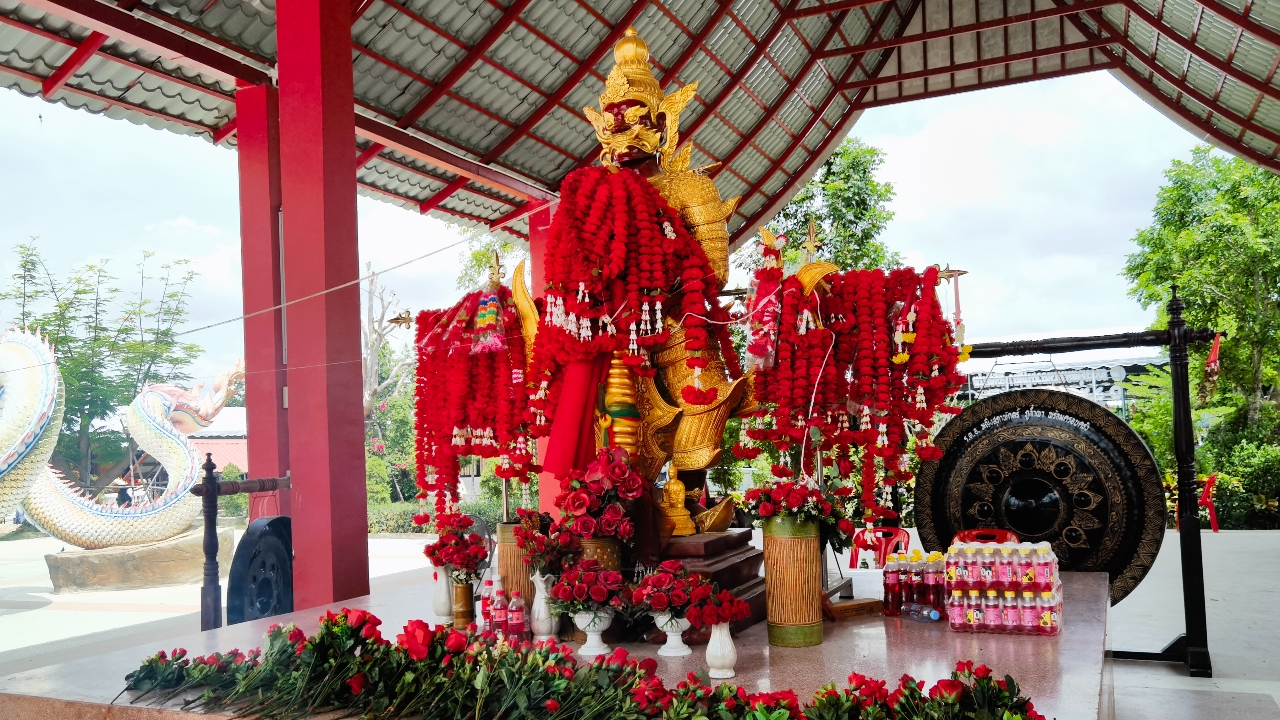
[762,515,823,647]
[452,582,475,630]
[495,522,534,601]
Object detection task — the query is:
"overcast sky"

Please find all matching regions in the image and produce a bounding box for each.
[0,68,1204,386]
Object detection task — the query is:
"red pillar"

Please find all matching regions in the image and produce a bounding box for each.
[277,0,369,606]
[235,83,291,520]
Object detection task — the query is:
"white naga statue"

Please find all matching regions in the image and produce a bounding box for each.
[0,327,243,549]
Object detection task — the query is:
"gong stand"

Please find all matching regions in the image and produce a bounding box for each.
[191,454,291,631]
[966,288,1215,678]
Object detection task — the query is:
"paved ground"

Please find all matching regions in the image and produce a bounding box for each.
[0,529,433,678]
[0,525,1276,719]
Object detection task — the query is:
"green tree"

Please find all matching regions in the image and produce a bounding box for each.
[1124,146,1280,425]
[0,243,202,485]
[365,453,392,507]
[757,137,898,271]
[455,224,527,291]
[218,463,248,516]
[1120,365,1231,473]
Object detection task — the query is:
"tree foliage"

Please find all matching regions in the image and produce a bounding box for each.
[762,137,898,270]
[454,224,528,291]
[0,242,201,484]
[1124,146,1280,424]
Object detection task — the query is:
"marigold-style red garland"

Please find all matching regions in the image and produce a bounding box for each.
[414,286,537,524]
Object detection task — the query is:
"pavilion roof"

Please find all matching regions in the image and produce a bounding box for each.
[3,0,1279,248]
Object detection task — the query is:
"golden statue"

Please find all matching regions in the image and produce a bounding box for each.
[660,470,698,536]
[584,29,754,498]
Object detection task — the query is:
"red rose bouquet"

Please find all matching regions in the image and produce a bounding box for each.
[685,588,752,629]
[741,481,858,557]
[513,508,581,575]
[630,560,711,619]
[547,559,627,616]
[423,512,488,583]
[553,447,645,541]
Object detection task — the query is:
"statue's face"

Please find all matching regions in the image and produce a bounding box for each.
[603,99,664,167]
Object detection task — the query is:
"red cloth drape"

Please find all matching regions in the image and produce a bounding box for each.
[541,355,609,491]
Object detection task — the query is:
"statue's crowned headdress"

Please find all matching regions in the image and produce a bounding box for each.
[584,28,699,168]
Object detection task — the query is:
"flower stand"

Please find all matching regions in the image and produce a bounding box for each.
[762,515,823,647]
[652,611,692,657]
[573,609,615,658]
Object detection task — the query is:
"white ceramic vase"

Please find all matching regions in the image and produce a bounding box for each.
[705,622,737,679]
[530,571,557,641]
[432,566,453,620]
[572,608,615,658]
[652,611,692,657]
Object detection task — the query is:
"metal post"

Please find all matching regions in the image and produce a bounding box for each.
[1167,288,1213,677]
[200,453,222,631]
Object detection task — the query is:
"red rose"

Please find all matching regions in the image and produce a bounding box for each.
[581,571,598,585]
[669,589,688,606]
[617,475,644,500]
[545,699,560,712]
[650,573,673,590]
[346,672,366,695]
[599,516,619,536]
[658,560,684,573]
[639,657,658,676]
[617,519,634,539]
[555,584,572,601]
[973,664,992,679]
[692,584,713,602]
[564,491,591,517]
[589,586,608,603]
[929,679,964,703]
[649,592,669,611]
[444,630,467,654]
[602,504,625,521]
[587,479,607,496]
[786,490,805,509]
[759,502,775,517]
[573,584,589,601]
[575,516,597,538]
[601,571,623,589]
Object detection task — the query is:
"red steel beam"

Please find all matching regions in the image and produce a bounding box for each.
[839,38,1109,91]
[41,30,106,97]
[854,60,1115,108]
[679,1,799,147]
[20,0,269,85]
[368,153,519,208]
[490,199,553,232]
[2,62,210,132]
[359,181,529,240]
[730,0,919,246]
[419,176,470,214]
[712,10,850,178]
[479,0,651,164]
[212,118,238,144]
[792,0,888,19]
[1195,0,1280,52]
[354,113,556,202]
[817,1,1117,58]
[352,0,377,23]
[658,0,736,86]
[1120,0,1280,103]
[355,0,535,170]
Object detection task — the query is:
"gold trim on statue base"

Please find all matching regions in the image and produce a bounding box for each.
[659,472,698,536]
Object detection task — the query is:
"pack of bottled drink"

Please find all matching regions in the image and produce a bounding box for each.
[881,543,1061,635]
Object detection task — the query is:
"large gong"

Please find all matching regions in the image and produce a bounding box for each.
[915,389,1165,604]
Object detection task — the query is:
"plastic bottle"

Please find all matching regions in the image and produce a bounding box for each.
[1001,589,1019,632]
[948,589,969,632]
[977,544,997,591]
[480,579,495,632]
[902,603,942,622]
[1038,591,1059,635]
[1033,545,1055,592]
[982,589,1002,633]
[882,554,902,617]
[962,546,979,592]
[492,589,508,637]
[1018,590,1037,635]
[507,591,527,640]
[996,546,1015,591]
[1015,544,1035,590]
[945,545,963,591]
[965,589,983,630]
[907,549,925,605]
[924,552,944,611]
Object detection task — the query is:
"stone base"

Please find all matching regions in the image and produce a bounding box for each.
[45,529,233,594]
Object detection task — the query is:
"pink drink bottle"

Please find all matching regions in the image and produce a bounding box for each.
[507,591,527,640]
[945,545,963,592]
[1019,591,1037,635]
[948,590,969,632]
[1033,545,1055,592]
[996,546,1015,591]
[883,554,902,617]
[1015,545,1035,590]
[962,546,979,592]
[480,579,494,632]
[982,589,1002,633]
[1001,590,1019,632]
[492,589,508,637]
[977,545,996,592]
[965,589,983,630]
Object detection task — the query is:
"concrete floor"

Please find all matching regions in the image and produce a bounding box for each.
[0,530,433,678]
[0,525,1276,719]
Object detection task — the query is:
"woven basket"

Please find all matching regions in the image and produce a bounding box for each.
[762,515,823,647]
[496,522,534,601]
[580,537,622,571]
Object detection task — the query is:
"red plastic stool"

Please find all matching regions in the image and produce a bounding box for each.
[952,529,1019,544]
[851,526,911,568]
